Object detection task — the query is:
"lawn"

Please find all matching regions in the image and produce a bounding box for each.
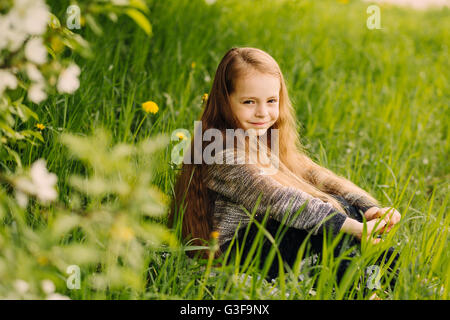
[0,0,449,300]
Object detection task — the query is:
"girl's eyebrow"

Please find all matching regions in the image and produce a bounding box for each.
[241,95,278,100]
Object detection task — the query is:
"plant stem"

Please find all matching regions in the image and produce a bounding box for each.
[132,114,148,141]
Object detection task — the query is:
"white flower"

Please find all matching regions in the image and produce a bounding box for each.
[25,38,47,65]
[15,159,58,204]
[205,0,217,4]
[0,14,27,51]
[15,191,29,208]
[28,82,47,104]
[30,159,58,203]
[46,293,70,300]
[0,0,49,51]
[23,2,49,35]
[14,279,29,294]
[41,279,55,294]
[26,63,44,82]
[57,64,81,94]
[0,70,18,95]
[0,17,9,50]
[11,0,49,35]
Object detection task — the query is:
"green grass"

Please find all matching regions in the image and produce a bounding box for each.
[6,0,450,299]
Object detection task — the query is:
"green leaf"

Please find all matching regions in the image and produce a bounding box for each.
[2,144,22,167]
[85,13,103,36]
[61,31,93,59]
[16,103,39,122]
[107,11,118,22]
[20,130,44,143]
[125,8,152,36]
[183,245,210,252]
[129,0,150,13]
[49,13,61,28]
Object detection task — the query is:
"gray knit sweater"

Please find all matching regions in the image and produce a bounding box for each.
[205,149,376,248]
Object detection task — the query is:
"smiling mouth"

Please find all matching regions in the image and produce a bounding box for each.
[249,122,268,126]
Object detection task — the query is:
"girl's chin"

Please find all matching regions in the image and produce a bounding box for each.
[247,128,268,136]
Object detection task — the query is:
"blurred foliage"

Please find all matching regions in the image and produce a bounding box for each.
[0,129,176,299]
[0,0,151,167]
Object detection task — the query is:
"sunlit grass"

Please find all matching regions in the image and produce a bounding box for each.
[10,0,450,299]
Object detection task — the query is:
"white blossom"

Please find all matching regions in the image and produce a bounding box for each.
[15,159,58,204]
[10,0,50,35]
[41,279,56,294]
[26,63,44,82]
[28,82,47,104]
[15,191,29,208]
[0,0,49,52]
[46,293,70,300]
[13,279,29,294]
[57,64,81,94]
[0,15,27,51]
[25,38,47,65]
[0,17,10,50]
[0,70,18,95]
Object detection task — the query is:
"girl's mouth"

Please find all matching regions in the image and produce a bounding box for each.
[249,122,268,126]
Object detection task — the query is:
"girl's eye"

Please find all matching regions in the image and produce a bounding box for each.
[268,99,277,103]
[243,100,254,104]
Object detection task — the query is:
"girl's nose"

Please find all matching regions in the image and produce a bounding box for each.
[255,104,269,117]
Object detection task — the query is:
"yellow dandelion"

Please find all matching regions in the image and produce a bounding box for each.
[338,0,349,4]
[37,256,49,266]
[191,61,196,69]
[142,101,159,114]
[36,123,45,131]
[210,231,219,240]
[202,93,208,103]
[175,132,186,140]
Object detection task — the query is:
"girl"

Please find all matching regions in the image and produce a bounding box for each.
[168,47,401,285]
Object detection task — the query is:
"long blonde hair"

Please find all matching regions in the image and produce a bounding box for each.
[169,47,379,257]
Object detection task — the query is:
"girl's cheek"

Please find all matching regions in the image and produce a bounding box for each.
[272,108,280,121]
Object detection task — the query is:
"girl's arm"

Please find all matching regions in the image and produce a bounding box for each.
[303,159,381,213]
[205,149,348,236]
[341,215,388,243]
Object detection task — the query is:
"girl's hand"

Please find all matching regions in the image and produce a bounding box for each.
[341,217,387,244]
[364,207,401,233]
[360,218,388,244]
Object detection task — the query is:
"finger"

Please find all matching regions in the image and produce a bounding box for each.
[364,207,381,220]
[385,209,401,226]
[380,208,397,224]
[371,237,383,245]
[372,218,388,234]
[379,223,389,234]
[385,207,401,221]
[380,207,393,219]
[393,211,401,224]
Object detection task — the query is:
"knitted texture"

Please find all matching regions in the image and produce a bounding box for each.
[204,149,365,247]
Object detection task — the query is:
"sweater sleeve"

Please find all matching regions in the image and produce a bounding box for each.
[340,193,381,214]
[304,161,381,215]
[204,149,348,236]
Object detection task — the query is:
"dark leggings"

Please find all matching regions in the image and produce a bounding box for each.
[220,195,400,291]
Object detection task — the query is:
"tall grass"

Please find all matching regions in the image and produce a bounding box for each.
[12,0,450,299]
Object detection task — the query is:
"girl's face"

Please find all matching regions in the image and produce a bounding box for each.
[229,70,280,136]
